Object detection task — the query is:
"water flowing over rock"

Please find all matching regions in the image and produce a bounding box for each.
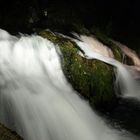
[39,30,117,105]
[0,29,139,140]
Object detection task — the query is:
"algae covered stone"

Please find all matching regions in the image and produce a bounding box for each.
[39,30,116,106]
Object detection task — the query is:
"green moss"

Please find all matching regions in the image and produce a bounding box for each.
[111,44,123,62]
[39,30,116,105]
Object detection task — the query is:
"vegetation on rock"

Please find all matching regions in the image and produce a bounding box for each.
[39,30,118,106]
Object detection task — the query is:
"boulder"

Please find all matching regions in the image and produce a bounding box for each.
[39,30,118,106]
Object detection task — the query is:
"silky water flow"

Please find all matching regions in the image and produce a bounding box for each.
[0,29,138,140]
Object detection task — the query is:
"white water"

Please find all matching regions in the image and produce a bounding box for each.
[74,35,140,98]
[0,29,136,140]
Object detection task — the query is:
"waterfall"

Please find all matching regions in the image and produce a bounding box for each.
[0,29,137,140]
[74,35,140,99]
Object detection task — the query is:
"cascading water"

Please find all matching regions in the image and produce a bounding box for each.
[0,29,138,140]
[74,35,140,98]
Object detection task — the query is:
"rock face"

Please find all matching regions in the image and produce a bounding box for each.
[39,30,121,107]
[0,124,22,140]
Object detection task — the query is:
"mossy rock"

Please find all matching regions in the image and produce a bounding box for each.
[39,30,116,106]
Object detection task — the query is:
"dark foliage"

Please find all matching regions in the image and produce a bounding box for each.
[0,0,139,49]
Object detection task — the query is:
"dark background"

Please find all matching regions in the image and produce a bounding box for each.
[0,0,140,50]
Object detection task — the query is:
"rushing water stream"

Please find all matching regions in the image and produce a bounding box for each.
[74,35,140,99]
[0,29,139,140]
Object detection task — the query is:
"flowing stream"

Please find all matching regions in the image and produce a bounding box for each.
[74,35,140,99]
[0,29,139,140]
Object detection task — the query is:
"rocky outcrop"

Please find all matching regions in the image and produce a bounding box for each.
[39,30,121,106]
[0,124,22,140]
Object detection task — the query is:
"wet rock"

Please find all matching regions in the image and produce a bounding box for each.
[39,30,117,106]
[0,124,22,140]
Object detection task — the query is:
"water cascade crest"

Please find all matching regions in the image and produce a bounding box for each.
[74,35,140,99]
[0,29,139,140]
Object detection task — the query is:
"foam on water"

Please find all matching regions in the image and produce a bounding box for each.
[0,29,136,140]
